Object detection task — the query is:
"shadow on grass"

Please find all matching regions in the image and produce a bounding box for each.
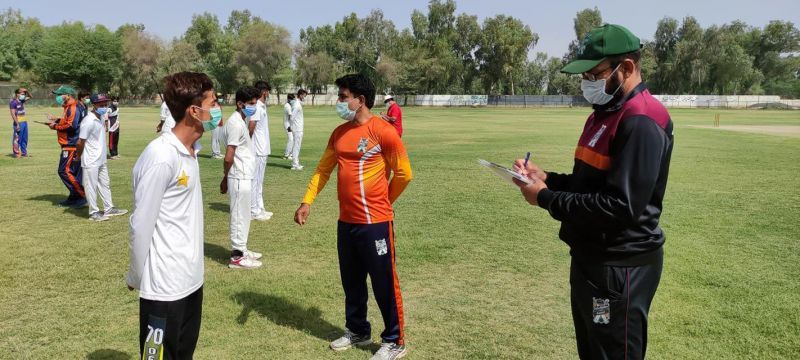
[204,241,230,266]
[231,291,373,349]
[267,161,293,169]
[27,194,86,218]
[86,349,132,360]
[209,202,229,213]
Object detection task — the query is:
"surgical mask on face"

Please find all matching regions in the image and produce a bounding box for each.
[193,105,223,132]
[336,99,359,121]
[83,98,91,105]
[55,95,65,106]
[95,107,108,116]
[242,104,257,118]
[18,95,26,101]
[581,64,623,105]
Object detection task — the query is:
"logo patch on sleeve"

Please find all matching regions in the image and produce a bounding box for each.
[375,238,388,256]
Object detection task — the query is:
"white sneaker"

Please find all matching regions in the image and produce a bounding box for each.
[104,208,129,217]
[245,249,263,260]
[212,154,224,159]
[330,329,372,351]
[252,211,272,221]
[291,165,304,171]
[371,342,407,360]
[228,254,262,269]
[89,212,110,222]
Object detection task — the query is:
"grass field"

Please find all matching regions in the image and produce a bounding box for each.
[0,105,798,359]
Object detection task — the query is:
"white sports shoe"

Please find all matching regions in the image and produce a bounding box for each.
[252,211,272,221]
[371,342,407,360]
[330,329,372,351]
[291,165,304,171]
[104,208,129,217]
[89,212,110,222]
[228,254,262,269]
[245,249,263,260]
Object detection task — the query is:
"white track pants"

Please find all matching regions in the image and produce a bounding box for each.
[251,156,267,216]
[229,177,252,252]
[83,164,114,215]
[211,126,222,156]
[284,129,294,157]
[291,131,303,167]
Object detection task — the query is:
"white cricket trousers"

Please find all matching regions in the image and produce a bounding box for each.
[211,126,222,156]
[251,156,268,216]
[83,164,114,215]
[229,177,252,252]
[291,131,304,167]
[284,129,294,157]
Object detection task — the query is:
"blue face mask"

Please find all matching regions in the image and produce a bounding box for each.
[95,107,108,116]
[200,106,223,132]
[336,100,358,121]
[243,104,257,118]
[55,95,65,106]
[18,95,26,101]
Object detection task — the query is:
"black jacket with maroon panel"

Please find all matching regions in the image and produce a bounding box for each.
[537,83,673,266]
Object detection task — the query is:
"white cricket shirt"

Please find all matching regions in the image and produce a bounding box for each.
[127,131,204,301]
[283,102,292,130]
[251,99,271,156]
[160,101,176,133]
[290,99,304,132]
[78,112,108,168]
[224,111,256,180]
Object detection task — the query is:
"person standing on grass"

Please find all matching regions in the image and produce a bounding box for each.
[221,86,264,269]
[158,98,176,134]
[9,88,30,158]
[46,85,86,208]
[380,94,403,138]
[128,72,220,359]
[210,93,225,159]
[250,80,273,221]
[75,93,127,222]
[289,89,307,170]
[107,96,121,159]
[512,24,673,360]
[283,93,295,159]
[294,74,413,360]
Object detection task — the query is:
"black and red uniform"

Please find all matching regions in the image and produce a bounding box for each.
[537,82,674,359]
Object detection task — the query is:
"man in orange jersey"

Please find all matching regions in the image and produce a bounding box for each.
[294,74,412,360]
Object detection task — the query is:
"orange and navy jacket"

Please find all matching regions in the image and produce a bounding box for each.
[302,116,413,224]
[54,98,82,147]
[536,83,674,266]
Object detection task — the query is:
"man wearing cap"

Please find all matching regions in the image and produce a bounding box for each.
[512,24,674,359]
[380,95,403,137]
[9,88,31,158]
[47,85,86,208]
[75,94,128,221]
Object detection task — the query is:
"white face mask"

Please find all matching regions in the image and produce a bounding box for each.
[581,64,624,105]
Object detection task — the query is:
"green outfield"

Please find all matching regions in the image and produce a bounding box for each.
[0,106,798,359]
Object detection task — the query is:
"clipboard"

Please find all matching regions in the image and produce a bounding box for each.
[477,159,532,186]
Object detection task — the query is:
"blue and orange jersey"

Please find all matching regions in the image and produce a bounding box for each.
[54,98,80,147]
[302,116,413,224]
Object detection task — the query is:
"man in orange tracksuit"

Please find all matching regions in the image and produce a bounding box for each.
[295,74,412,360]
[47,85,86,207]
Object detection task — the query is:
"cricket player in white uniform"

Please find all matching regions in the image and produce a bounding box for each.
[282,93,295,159]
[128,72,220,359]
[250,81,273,221]
[210,94,225,159]
[75,93,127,222]
[158,100,176,134]
[290,89,308,170]
[221,86,263,269]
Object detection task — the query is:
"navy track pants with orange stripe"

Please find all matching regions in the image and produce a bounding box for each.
[58,148,84,200]
[337,220,405,345]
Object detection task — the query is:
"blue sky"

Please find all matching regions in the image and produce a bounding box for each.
[5,0,800,57]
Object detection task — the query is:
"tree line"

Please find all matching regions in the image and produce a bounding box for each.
[0,1,798,99]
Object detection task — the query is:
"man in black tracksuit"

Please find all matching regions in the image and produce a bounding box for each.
[514,24,673,360]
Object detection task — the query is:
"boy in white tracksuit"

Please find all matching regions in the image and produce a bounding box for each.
[75,93,127,221]
[290,89,307,170]
[250,81,272,221]
[283,93,295,159]
[221,86,263,269]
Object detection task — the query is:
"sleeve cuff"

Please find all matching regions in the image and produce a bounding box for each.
[537,188,555,210]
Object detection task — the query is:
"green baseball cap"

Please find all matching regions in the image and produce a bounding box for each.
[52,85,77,96]
[561,24,642,74]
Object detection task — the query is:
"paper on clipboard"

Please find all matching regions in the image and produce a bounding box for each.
[477,159,532,186]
